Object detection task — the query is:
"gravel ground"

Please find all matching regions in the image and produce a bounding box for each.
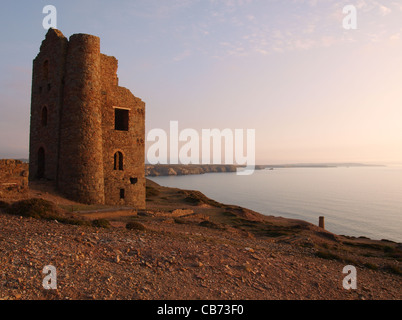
[0,212,400,300]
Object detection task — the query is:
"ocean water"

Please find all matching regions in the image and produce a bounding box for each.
[149,166,402,243]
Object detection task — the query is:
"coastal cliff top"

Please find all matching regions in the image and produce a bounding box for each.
[0,178,400,300]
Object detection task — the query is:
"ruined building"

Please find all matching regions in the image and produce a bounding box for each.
[29,28,145,208]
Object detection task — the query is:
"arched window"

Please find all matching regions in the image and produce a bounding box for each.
[37,147,45,179]
[43,60,49,80]
[41,106,48,127]
[114,151,123,171]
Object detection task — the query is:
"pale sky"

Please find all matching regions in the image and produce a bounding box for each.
[0,0,401,164]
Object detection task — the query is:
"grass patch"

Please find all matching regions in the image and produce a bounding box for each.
[343,241,402,261]
[174,218,189,225]
[92,219,111,229]
[8,198,57,219]
[264,230,288,237]
[199,220,226,230]
[222,211,237,217]
[315,249,358,265]
[59,204,110,212]
[0,201,9,209]
[230,219,294,238]
[381,239,396,244]
[364,262,379,270]
[343,241,390,251]
[146,185,160,197]
[126,221,146,231]
[7,198,91,227]
[362,253,376,258]
[181,190,223,207]
[316,250,342,261]
[384,264,402,276]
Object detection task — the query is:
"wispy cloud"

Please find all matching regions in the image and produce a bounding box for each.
[173,49,192,62]
[378,4,392,16]
[210,0,402,57]
[120,0,402,60]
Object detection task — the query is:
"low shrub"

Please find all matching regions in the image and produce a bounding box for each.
[174,218,188,225]
[316,250,342,261]
[384,264,402,276]
[146,186,160,197]
[0,201,9,209]
[199,220,225,230]
[181,190,222,207]
[126,221,146,231]
[7,198,59,220]
[364,262,379,270]
[92,219,112,229]
[6,198,92,227]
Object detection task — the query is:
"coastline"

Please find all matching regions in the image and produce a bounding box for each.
[145,163,385,177]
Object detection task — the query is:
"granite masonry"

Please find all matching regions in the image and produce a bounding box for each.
[29,28,145,208]
[0,160,29,199]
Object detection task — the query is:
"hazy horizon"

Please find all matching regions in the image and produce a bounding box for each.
[2,156,401,167]
[1,1,401,164]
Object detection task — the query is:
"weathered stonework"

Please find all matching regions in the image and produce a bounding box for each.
[29,29,145,208]
[0,160,29,198]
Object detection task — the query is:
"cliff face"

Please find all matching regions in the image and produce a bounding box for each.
[145,164,239,176]
[145,164,268,176]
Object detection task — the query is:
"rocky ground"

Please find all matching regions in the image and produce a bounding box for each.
[0,180,400,300]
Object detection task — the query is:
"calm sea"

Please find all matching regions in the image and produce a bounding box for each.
[149,166,402,243]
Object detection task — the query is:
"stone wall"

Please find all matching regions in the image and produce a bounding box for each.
[101,84,146,208]
[29,29,145,208]
[58,33,105,205]
[0,160,29,199]
[100,53,145,208]
[29,29,68,182]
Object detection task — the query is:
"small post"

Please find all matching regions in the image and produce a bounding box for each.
[319,216,325,229]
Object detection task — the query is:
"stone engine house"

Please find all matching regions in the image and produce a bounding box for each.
[29,28,145,209]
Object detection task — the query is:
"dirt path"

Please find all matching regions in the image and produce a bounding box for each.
[80,209,137,220]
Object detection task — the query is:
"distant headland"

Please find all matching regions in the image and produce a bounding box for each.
[145,163,384,177]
